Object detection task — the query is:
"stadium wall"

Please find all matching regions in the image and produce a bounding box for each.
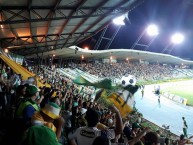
[162,92,188,105]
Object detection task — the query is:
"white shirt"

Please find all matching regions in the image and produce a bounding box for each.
[68,127,115,145]
[183,120,188,129]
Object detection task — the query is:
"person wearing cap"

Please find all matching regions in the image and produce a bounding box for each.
[128,122,141,140]
[31,102,64,139]
[76,108,87,127]
[15,85,40,128]
[68,105,123,145]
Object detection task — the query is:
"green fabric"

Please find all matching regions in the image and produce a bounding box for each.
[73,75,92,86]
[73,75,115,90]
[48,102,60,109]
[16,99,40,117]
[183,128,188,138]
[73,75,140,94]
[26,85,39,95]
[132,122,141,129]
[24,126,61,145]
[2,69,5,74]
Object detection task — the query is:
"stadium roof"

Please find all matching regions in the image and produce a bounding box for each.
[0,0,143,56]
[28,46,193,65]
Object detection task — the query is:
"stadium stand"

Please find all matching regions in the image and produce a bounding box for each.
[1,50,193,145]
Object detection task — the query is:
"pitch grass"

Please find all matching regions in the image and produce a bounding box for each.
[161,80,193,106]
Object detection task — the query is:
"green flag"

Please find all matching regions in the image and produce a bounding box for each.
[73,75,115,90]
[73,75,92,86]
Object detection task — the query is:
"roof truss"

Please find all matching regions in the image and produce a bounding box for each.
[0,0,144,56]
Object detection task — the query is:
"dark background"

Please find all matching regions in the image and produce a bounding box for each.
[78,0,193,60]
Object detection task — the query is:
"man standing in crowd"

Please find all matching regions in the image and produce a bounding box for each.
[141,85,145,99]
[15,85,40,128]
[12,85,40,144]
[68,105,122,145]
[31,102,64,140]
[158,95,161,107]
[182,117,188,138]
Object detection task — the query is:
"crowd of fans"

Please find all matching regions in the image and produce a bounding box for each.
[71,62,190,82]
[0,61,193,145]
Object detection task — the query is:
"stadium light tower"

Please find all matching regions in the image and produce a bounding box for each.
[171,33,184,44]
[113,15,125,25]
[161,33,184,54]
[146,24,159,36]
[94,13,130,50]
[130,24,159,51]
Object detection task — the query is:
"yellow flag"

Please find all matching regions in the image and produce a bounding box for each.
[108,93,133,117]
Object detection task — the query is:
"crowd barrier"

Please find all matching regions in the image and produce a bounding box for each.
[162,92,188,105]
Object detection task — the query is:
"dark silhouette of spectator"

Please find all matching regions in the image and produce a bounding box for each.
[92,136,111,145]
[182,117,188,138]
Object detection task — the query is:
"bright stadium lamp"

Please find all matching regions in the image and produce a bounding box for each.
[113,15,125,25]
[130,24,158,51]
[146,24,159,36]
[161,33,185,54]
[171,33,184,44]
[84,46,89,50]
[4,48,8,53]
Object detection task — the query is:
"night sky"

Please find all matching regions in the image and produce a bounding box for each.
[78,0,193,60]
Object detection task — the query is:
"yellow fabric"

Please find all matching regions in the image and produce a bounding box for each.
[41,108,59,119]
[52,92,57,98]
[97,123,108,130]
[108,93,133,117]
[31,112,56,132]
[0,54,50,88]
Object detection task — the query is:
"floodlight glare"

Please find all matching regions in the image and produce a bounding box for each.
[171,33,184,44]
[84,46,89,50]
[146,24,159,36]
[4,48,8,53]
[113,15,125,25]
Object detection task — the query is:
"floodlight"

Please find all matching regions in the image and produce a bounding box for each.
[113,15,125,25]
[171,33,184,44]
[146,24,159,36]
[4,49,8,53]
[84,46,89,50]
[53,54,55,57]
